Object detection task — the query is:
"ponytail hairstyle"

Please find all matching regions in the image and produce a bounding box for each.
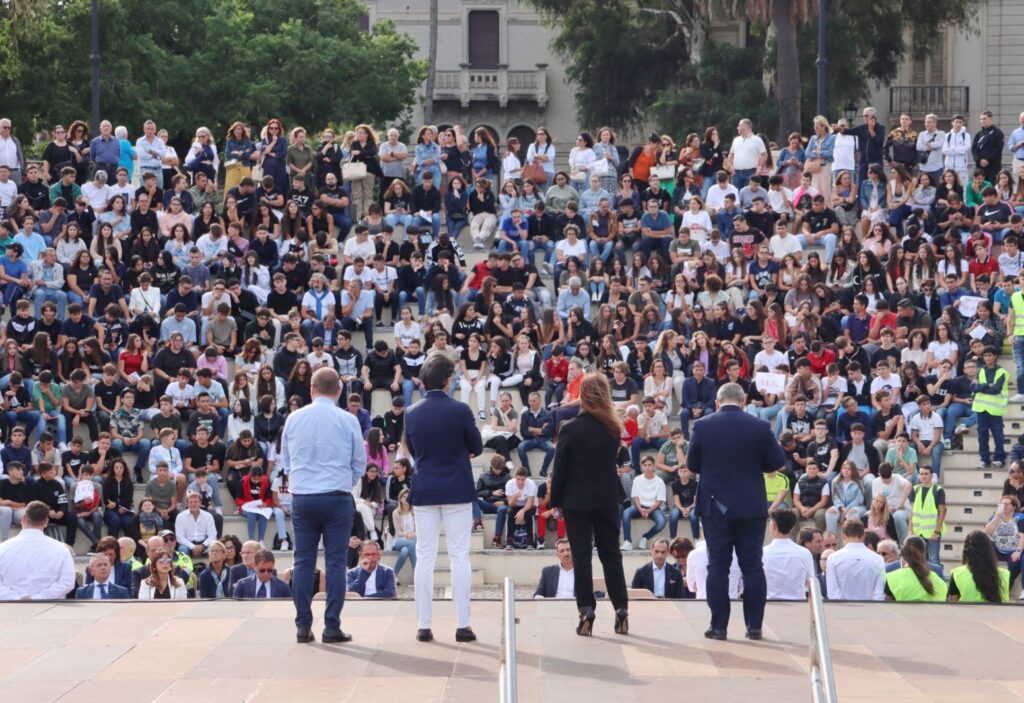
[900,535,935,596]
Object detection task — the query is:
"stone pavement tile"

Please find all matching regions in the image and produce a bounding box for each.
[113,602,193,620]
[249,678,359,702]
[347,676,447,703]
[704,641,805,678]
[154,677,260,702]
[828,645,931,700]
[982,618,1024,644]
[0,603,56,620]
[94,645,210,681]
[362,643,467,679]
[0,646,45,677]
[997,679,1024,697]
[903,676,1017,702]
[57,679,172,701]
[0,618,92,648]
[221,615,296,645]
[183,644,296,678]
[173,600,258,619]
[540,677,639,703]
[140,617,244,648]
[64,615,165,647]
[7,643,132,682]
[33,603,121,620]
[2,679,81,703]
[276,642,373,679]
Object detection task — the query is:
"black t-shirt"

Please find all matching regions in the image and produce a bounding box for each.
[805,208,838,233]
[85,446,122,475]
[609,377,639,405]
[806,438,838,473]
[786,411,814,438]
[871,408,902,438]
[870,346,901,372]
[266,289,299,316]
[185,442,226,471]
[672,478,697,508]
[0,478,30,505]
[94,379,124,412]
[153,348,196,378]
[61,449,90,478]
[364,350,398,380]
[186,410,220,442]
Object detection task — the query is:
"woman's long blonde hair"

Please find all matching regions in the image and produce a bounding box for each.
[579,372,624,438]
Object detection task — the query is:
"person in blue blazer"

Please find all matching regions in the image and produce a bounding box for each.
[76,554,131,599]
[631,538,687,599]
[404,354,483,643]
[686,382,785,641]
[345,540,397,599]
[232,549,292,599]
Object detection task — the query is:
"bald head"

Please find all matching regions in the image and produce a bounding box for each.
[311,367,341,399]
[241,540,261,567]
[118,536,136,561]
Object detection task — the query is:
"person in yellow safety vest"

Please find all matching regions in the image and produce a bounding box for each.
[971,345,1008,468]
[884,535,948,602]
[908,466,946,565]
[1005,271,1024,403]
[948,531,1011,603]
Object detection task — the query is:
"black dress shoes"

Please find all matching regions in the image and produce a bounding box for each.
[704,628,727,640]
[321,630,353,644]
[296,629,314,643]
[576,607,596,636]
[417,628,434,642]
[455,627,477,642]
[745,629,763,640]
[613,609,629,635]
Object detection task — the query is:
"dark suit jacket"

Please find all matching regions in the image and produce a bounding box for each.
[550,413,624,511]
[632,562,686,599]
[345,564,397,598]
[686,404,786,520]
[533,564,563,598]
[227,563,253,593]
[232,574,292,599]
[76,581,131,599]
[405,389,483,506]
[86,561,132,591]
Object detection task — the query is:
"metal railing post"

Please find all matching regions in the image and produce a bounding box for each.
[808,577,838,703]
[498,577,518,703]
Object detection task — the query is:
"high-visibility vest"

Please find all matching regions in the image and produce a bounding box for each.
[911,484,947,538]
[950,565,1010,603]
[972,366,1008,417]
[885,567,948,602]
[1012,291,1024,336]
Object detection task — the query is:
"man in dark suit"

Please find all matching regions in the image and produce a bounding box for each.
[631,538,686,599]
[404,353,483,643]
[534,538,576,598]
[227,539,261,592]
[687,382,785,640]
[76,554,130,599]
[233,549,292,599]
[345,540,397,599]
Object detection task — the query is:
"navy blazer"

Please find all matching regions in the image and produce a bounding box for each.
[232,574,292,599]
[346,564,397,598]
[405,389,483,506]
[631,562,686,599]
[86,561,132,591]
[686,404,786,520]
[198,564,233,599]
[76,581,131,599]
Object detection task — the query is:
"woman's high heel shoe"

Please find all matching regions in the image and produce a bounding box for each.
[576,607,596,636]
[613,608,629,635]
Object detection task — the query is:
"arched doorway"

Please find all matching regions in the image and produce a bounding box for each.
[507,125,536,165]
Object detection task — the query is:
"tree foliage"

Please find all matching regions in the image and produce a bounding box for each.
[0,0,426,145]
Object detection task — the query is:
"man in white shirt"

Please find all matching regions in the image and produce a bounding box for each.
[0,501,76,600]
[831,119,859,180]
[705,171,739,214]
[81,170,112,212]
[908,395,944,475]
[762,509,815,600]
[621,456,667,551]
[942,115,972,185]
[871,463,912,543]
[824,519,885,601]
[686,539,743,600]
[753,333,791,373]
[768,219,804,262]
[174,492,218,558]
[533,538,576,598]
[728,118,767,190]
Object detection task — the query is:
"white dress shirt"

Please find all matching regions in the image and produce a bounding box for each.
[255,579,274,599]
[762,538,815,600]
[824,542,886,601]
[652,563,666,598]
[174,509,218,551]
[0,528,76,600]
[686,540,742,600]
[555,567,575,598]
[363,567,378,597]
[92,579,113,599]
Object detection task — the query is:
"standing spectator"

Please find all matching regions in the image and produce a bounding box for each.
[908,465,946,565]
[0,501,76,600]
[972,110,1005,184]
[974,345,1008,468]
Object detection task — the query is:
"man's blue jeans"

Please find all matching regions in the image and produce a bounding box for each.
[517,438,555,476]
[669,506,700,539]
[7,410,42,442]
[926,537,941,565]
[291,492,355,633]
[732,168,755,190]
[939,402,974,440]
[630,437,667,473]
[112,438,153,470]
[399,288,426,316]
[1014,336,1024,392]
[977,412,1007,465]
[622,506,666,542]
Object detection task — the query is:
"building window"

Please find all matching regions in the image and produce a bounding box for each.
[468,11,499,69]
[355,12,369,32]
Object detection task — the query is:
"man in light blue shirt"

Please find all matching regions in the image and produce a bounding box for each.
[13,218,45,262]
[160,306,199,347]
[556,276,590,321]
[280,368,366,644]
[1009,112,1024,187]
[29,247,66,318]
[340,279,375,347]
[136,120,166,179]
[90,121,120,181]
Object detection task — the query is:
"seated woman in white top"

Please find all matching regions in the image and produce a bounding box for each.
[137,548,189,599]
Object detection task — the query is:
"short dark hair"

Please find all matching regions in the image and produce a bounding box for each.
[420,354,455,391]
[770,509,797,535]
[254,549,275,565]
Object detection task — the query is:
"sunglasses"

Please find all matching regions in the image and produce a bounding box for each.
[157,558,172,564]
[256,568,274,574]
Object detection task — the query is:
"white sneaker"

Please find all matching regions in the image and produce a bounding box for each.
[280,539,290,551]
[639,537,648,550]
[473,241,485,250]
[955,424,970,436]
[1011,394,1024,403]
[943,438,951,450]
[620,540,633,551]
[541,262,552,275]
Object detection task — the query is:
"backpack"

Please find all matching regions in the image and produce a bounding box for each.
[510,525,530,550]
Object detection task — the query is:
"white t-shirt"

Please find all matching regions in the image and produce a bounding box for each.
[769,233,803,259]
[343,236,376,260]
[870,374,902,397]
[82,182,112,209]
[820,376,848,408]
[342,265,375,287]
[705,183,739,210]
[631,474,666,508]
[926,340,958,362]
[754,349,790,374]
[394,320,422,349]
[556,239,588,260]
[505,478,538,507]
[729,134,767,171]
[872,474,910,512]
[832,133,858,172]
[0,180,16,207]
[368,265,398,292]
[908,411,943,441]
[766,187,794,215]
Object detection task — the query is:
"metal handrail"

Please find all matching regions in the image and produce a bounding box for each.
[808,576,838,703]
[498,577,518,703]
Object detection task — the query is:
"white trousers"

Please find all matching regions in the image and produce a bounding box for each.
[459,370,487,411]
[414,502,473,629]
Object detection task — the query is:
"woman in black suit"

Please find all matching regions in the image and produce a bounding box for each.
[550,372,629,636]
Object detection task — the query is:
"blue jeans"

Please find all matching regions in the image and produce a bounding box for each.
[393,536,417,577]
[589,280,607,301]
[111,438,153,470]
[732,168,755,190]
[473,498,501,522]
[1014,336,1024,392]
[517,437,555,477]
[630,437,667,473]
[32,288,67,319]
[38,412,67,444]
[497,238,530,260]
[447,217,468,240]
[529,239,555,269]
[977,412,1006,464]
[939,402,974,440]
[416,213,441,241]
[399,288,426,316]
[331,211,354,240]
[291,492,356,633]
[402,379,424,408]
[926,537,941,565]
[670,506,701,539]
[103,509,135,537]
[589,239,614,262]
[246,506,286,542]
[797,232,838,265]
[384,213,416,230]
[622,506,666,542]
[7,410,42,441]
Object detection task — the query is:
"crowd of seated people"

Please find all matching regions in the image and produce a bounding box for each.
[1,107,1023,602]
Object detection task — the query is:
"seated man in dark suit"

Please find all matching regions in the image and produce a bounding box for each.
[533,538,576,598]
[227,539,262,591]
[233,549,292,599]
[631,537,686,599]
[346,540,397,599]
[76,553,130,599]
